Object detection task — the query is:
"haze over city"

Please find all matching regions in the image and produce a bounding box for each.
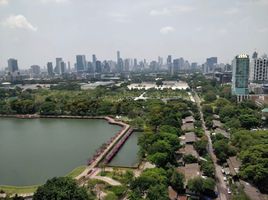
[0,0,268,68]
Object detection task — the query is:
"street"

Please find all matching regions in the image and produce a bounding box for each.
[193,92,229,200]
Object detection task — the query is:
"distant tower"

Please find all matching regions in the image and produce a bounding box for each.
[47,62,54,76]
[8,58,19,73]
[76,55,86,72]
[252,51,258,59]
[167,55,172,75]
[92,54,97,73]
[55,58,63,74]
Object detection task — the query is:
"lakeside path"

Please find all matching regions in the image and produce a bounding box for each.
[75,116,130,183]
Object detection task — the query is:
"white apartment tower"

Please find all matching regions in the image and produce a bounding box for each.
[250,56,268,82]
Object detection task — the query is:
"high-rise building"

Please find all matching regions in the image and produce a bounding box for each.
[95,60,102,73]
[232,54,250,96]
[31,65,41,75]
[8,58,19,73]
[167,55,172,74]
[250,56,268,82]
[55,58,63,74]
[60,61,66,74]
[47,62,54,76]
[76,55,86,72]
[92,54,97,72]
[206,57,217,72]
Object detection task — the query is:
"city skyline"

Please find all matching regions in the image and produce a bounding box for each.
[0,0,268,68]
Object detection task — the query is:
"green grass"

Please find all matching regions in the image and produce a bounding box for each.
[0,165,87,195]
[0,185,39,195]
[66,165,87,178]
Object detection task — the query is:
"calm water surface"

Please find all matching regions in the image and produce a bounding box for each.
[0,118,121,186]
[109,132,142,167]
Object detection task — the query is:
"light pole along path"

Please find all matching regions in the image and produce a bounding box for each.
[193,92,229,200]
[75,116,130,184]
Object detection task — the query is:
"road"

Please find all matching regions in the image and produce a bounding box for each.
[193,92,229,200]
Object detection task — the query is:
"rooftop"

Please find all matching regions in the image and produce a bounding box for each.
[227,156,241,176]
[181,123,195,132]
[177,163,200,183]
[185,132,197,143]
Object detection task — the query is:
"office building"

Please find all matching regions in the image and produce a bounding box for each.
[76,55,86,72]
[55,58,63,74]
[31,65,41,75]
[250,54,268,82]
[60,61,66,74]
[92,54,97,72]
[8,58,19,73]
[167,55,172,74]
[232,54,250,97]
[206,57,217,73]
[95,61,102,73]
[47,62,54,76]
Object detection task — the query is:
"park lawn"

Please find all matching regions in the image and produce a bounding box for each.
[0,165,87,195]
[0,185,39,195]
[66,165,87,178]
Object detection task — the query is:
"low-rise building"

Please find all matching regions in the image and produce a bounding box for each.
[185,132,197,144]
[177,163,201,183]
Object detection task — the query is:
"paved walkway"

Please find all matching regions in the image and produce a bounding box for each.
[76,117,130,182]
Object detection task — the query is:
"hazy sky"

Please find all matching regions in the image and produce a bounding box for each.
[0,0,268,69]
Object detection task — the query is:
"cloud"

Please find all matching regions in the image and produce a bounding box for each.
[150,5,195,16]
[2,15,37,31]
[160,26,175,34]
[0,0,9,6]
[224,7,239,15]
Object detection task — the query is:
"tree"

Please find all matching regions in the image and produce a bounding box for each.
[148,152,168,168]
[33,177,91,200]
[187,177,204,194]
[183,154,198,164]
[187,177,215,195]
[170,170,185,193]
[194,139,208,156]
[239,114,260,129]
[204,91,217,102]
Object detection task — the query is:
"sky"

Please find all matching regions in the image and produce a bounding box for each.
[0,0,268,69]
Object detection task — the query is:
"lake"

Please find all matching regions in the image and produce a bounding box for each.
[0,118,122,186]
[109,132,142,167]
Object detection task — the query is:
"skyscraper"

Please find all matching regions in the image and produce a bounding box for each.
[250,55,268,82]
[206,57,217,72]
[76,55,86,72]
[232,54,250,97]
[47,62,54,76]
[31,65,41,75]
[95,60,102,73]
[55,58,63,74]
[116,51,124,72]
[60,61,66,74]
[167,55,172,75]
[92,54,97,72]
[8,58,19,73]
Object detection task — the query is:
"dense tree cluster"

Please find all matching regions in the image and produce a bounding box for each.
[231,130,268,192]
[33,177,91,200]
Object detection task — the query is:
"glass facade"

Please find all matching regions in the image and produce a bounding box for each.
[232,54,250,95]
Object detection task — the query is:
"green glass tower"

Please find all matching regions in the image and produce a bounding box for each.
[232,54,250,95]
